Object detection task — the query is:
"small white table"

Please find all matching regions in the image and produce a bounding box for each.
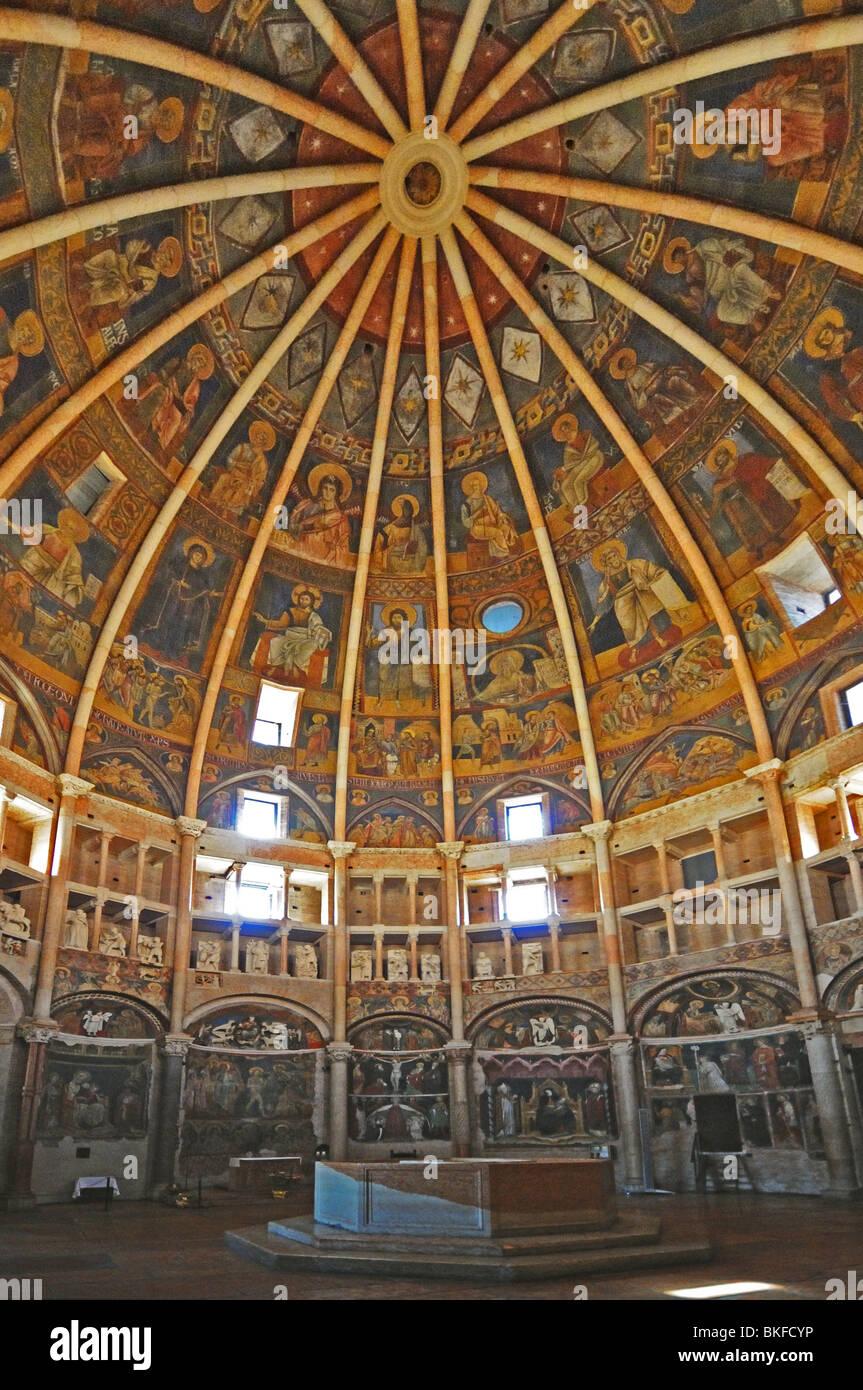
[73,1176,120,1203]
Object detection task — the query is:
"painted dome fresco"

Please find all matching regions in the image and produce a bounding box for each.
[0,0,862,846]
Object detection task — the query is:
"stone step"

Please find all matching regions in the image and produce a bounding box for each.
[225,1224,712,1283]
[266,1213,664,1257]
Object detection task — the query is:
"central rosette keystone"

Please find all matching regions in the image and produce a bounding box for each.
[380,132,468,236]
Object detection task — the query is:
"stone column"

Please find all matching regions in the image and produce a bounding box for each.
[8,1021,56,1207]
[497,873,507,923]
[150,1034,190,1192]
[373,929,384,980]
[548,867,559,916]
[0,784,10,854]
[89,888,106,953]
[89,829,113,951]
[134,841,147,900]
[832,778,857,841]
[96,828,112,890]
[445,1040,472,1158]
[169,817,206,1036]
[128,905,140,960]
[229,924,240,971]
[328,841,354,1044]
[582,820,643,1189]
[582,821,626,1029]
[800,1020,860,1196]
[327,1042,352,1161]
[407,871,418,927]
[745,761,860,1194]
[659,894,678,958]
[709,821,734,944]
[437,842,466,1041]
[322,870,336,980]
[501,925,514,976]
[327,842,354,1154]
[744,762,817,1006]
[129,845,145,959]
[440,927,450,982]
[408,928,419,981]
[373,870,384,924]
[279,926,290,977]
[33,775,93,1020]
[795,858,819,931]
[609,1036,644,1192]
[653,840,678,956]
[842,842,863,914]
[548,912,562,972]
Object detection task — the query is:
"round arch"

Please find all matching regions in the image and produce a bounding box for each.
[347,1012,450,1047]
[184,993,331,1046]
[824,955,863,1013]
[630,967,800,1036]
[467,994,612,1047]
[50,990,166,1039]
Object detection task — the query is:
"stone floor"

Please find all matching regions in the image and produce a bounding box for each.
[0,1189,858,1299]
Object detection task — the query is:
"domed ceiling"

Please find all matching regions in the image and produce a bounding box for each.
[0,0,863,846]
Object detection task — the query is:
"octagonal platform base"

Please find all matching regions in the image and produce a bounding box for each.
[225,1214,711,1283]
[226,1161,711,1282]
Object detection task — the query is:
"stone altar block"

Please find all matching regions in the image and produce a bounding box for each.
[312,1158,615,1237]
[226,1157,711,1281]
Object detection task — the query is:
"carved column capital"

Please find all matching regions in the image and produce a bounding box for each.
[444,1040,472,1062]
[327,1041,353,1064]
[743,758,785,784]
[547,913,561,931]
[175,816,206,839]
[436,840,464,861]
[55,774,94,800]
[17,1019,58,1044]
[609,1035,635,1059]
[327,840,355,860]
[797,1017,826,1042]
[581,819,612,843]
[161,1033,192,1057]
